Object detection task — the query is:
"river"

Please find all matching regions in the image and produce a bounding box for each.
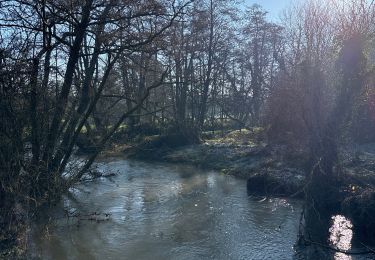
[28,158,372,259]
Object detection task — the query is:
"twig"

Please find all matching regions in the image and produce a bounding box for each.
[360,242,375,254]
[302,237,375,255]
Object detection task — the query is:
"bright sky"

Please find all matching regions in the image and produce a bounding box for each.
[244,0,300,20]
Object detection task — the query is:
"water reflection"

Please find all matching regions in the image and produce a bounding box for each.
[329,215,353,260]
[29,159,303,259]
[295,206,372,260]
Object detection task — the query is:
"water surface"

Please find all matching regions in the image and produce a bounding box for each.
[28,159,368,259]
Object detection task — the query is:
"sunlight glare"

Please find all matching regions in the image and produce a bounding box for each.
[329,215,353,260]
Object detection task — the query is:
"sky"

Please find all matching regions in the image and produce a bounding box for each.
[244,0,300,20]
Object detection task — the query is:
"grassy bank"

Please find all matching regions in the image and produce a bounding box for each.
[124,129,308,197]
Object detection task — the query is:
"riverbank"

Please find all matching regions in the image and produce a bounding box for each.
[3,128,375,258]
[120,129,375,246]
[121,129,375,230]
[123,129,308,197]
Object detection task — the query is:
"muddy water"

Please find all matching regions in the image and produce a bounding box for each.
[28,159,371,259]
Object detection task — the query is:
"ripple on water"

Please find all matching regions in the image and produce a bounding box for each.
[30,159,304,260]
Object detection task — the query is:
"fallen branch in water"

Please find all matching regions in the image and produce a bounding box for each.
[66,211,111,222]
[79,170,117,182]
